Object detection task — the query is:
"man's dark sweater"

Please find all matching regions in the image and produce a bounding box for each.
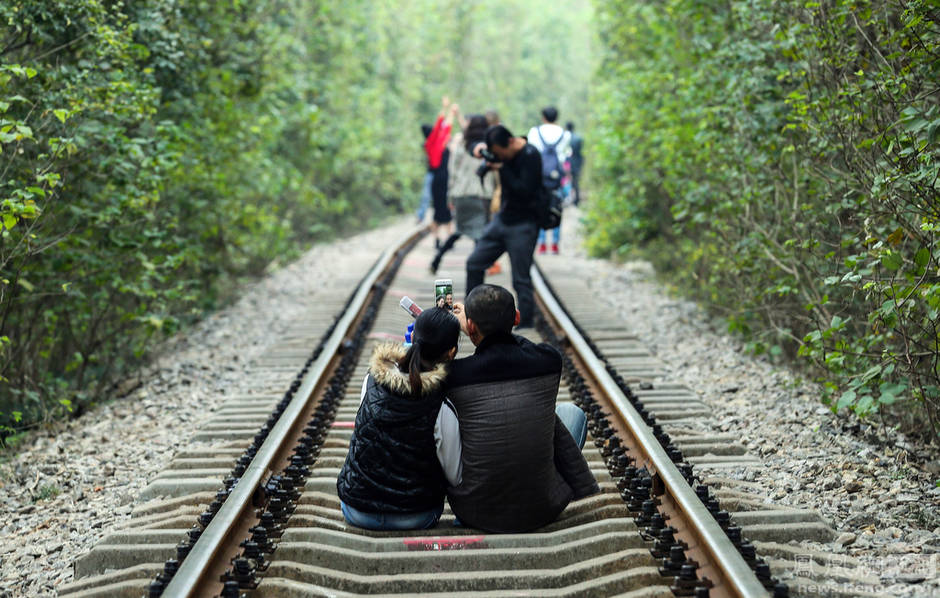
[444,332,599,533]
[497,143,542,225]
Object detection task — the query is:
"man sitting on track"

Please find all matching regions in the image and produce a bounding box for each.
[436,284,599,533]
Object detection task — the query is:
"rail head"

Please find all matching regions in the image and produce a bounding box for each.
[532,265,769,598]
[162,224,426,598]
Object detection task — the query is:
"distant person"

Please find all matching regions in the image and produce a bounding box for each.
[336,308,460,530]
[416,124,434,223]
[528,106,570,255]
[465,124,542,328]
[430,113,495,274]
[566,121,583,206]
[426,98,456,248]
[435,285,599,532]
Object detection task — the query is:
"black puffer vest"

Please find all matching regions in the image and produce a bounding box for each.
[336,343,449,513]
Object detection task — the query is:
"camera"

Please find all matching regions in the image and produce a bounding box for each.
[476,147,499,179]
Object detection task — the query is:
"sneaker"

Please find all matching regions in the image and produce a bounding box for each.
[551,243,559,255]
[486,262,502,275]
[537,243,547,255]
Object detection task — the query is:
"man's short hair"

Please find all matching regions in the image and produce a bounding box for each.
[566,121,574,131]
[465,284,516,337]
[485,124,513,149]
[542,106,558,123]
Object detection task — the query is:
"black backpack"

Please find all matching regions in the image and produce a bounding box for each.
[536,127,564,190]
[536,185,562,230]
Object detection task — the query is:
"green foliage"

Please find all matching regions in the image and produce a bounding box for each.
[0,0,594,437]
[589,0,940,442]
[34,483,60,501]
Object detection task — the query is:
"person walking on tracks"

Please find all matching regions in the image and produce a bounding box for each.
[426,97,457,248]
[436,284,599,533]
[464,124,543,328]
[336,307,460,530]
[528,106,570,255]
[565,121,584,206]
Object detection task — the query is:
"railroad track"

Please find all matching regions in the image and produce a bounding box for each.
[60,225,857,598]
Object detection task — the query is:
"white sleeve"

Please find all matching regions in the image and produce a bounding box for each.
[434,399,463,487]
[527,126,543,151]
[359,374,369,405]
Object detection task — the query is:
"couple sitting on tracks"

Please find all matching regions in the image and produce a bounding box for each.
[336,283,599,533]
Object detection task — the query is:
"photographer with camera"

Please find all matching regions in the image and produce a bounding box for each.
[463,124,542,328]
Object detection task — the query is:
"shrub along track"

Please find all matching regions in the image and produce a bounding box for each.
[60,227,860,598]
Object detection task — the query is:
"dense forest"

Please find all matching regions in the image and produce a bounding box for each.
[588,0,940,443]
[3,0,938,448]
[0,0,593,438]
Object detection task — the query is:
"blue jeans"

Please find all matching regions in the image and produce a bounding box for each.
[416,171,433,221]
[341,501,444,531]
[466,215,540,326]
[556,402,588,449]
[538,227,560,246]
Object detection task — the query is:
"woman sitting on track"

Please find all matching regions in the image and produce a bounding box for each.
[336,307,460,530]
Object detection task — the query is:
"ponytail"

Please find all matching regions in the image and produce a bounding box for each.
[397,307,460,397]
[402,340,423,396]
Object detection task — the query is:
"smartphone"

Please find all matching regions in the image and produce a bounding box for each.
[400,296,423,318]
[434,279,454,311]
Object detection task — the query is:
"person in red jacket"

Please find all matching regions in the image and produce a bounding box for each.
[426,97,456,248]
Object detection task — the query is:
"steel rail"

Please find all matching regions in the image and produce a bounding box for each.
[163,225,425,598]
[532,266,769,598]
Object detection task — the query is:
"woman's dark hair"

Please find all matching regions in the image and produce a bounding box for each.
[464,114,489,154]
[398,307,460,396]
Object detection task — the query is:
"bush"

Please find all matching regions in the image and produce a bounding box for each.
[589,0,940,443]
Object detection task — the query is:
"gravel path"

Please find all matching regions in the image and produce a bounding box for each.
[1,211,938,597]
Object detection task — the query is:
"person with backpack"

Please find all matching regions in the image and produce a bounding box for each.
[527,106,570,255]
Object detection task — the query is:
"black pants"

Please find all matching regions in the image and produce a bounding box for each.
[465,215,539,326]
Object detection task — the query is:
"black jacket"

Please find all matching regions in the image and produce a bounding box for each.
[336,343,449,513]
[497,143,542,225]
[445,332,599,532]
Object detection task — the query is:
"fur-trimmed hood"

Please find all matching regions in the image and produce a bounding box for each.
[369,342,449,397]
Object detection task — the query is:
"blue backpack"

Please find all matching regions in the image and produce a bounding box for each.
[536,127,564,190]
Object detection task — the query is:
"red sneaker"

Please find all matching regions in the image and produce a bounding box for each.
[551,243,559,254]
[537,243,547,255]
[486,262,502,275]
